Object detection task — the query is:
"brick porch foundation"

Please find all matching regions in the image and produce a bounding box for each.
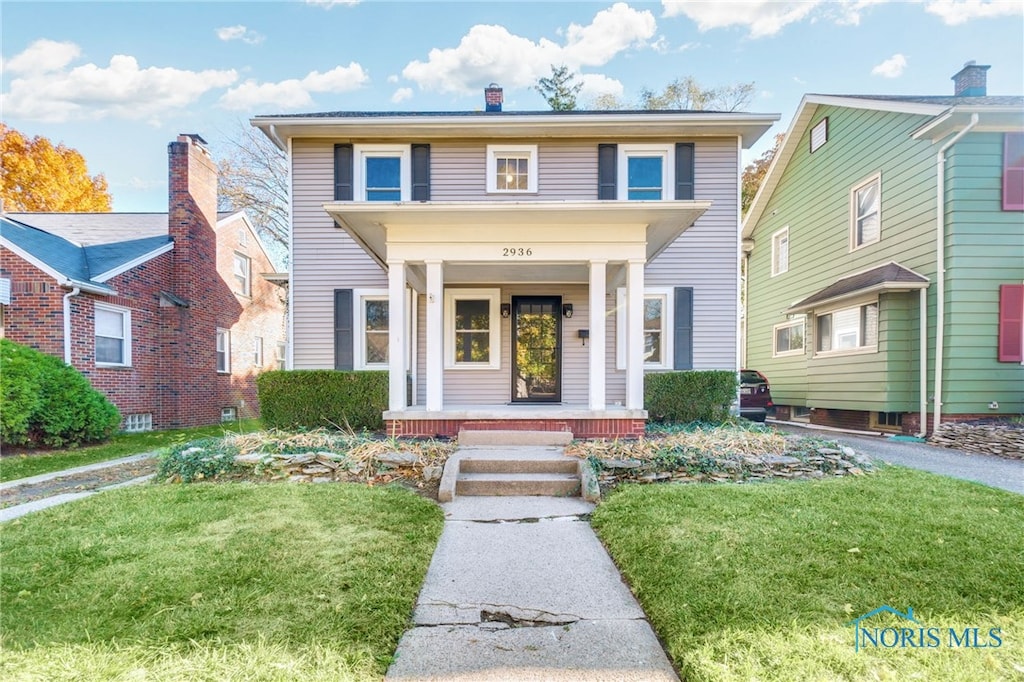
[386,417,647,439]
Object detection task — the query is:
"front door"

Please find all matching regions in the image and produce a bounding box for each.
[511,296,561,403]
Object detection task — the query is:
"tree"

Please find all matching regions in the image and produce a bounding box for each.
[742,133,785,215]
[535,65,583,111]
[216,120,290,265]
[639,76,755,112]
[0,124,112,212]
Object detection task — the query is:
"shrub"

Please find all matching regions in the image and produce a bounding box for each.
[156,437,243,483]
[0,339,121,447]
[645,370,737,423]
[257,370,388,431]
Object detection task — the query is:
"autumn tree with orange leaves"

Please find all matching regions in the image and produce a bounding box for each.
[1,124,112,212]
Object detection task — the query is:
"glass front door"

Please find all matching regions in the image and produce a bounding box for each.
[511,296,561,403]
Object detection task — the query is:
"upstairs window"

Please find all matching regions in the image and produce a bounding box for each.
[1003,133,1024,211]
[487,145,538,193]
[233,253,251,296]
[771,227,790,276]
[353,145,410,202]
[618,145,674,201]
[815,302,878,354]
[850,173,881,250]
[95,303,131,366]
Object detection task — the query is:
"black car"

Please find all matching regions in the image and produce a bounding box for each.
[740,369,774,422]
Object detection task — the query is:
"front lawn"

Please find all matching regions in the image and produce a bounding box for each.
[0,419,262,483]
[591,467,1024,681]
[1,482,443,681]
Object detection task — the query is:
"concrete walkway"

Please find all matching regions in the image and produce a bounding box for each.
[386,495,678,681]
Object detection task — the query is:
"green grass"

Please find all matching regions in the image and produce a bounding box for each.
[0,419,262,482]
[1,482,443,681]
[591,467,1024,681]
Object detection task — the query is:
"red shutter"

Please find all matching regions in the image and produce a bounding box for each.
[1003,133,1024,211]
[998,284,1024,362]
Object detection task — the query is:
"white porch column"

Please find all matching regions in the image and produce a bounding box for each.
[589,260,607,410]
[626,259,645,409]
[387,260,407,412]
[425,260,444,411]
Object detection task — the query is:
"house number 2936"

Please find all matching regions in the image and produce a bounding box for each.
[502,247,533,257]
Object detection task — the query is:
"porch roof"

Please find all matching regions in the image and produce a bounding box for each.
[323,200,712,273]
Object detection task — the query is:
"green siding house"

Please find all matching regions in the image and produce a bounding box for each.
[743,63,1023,436]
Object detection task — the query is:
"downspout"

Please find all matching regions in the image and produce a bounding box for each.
[917,287,928,438]
[933,113,978,435]
[63,285,81,364]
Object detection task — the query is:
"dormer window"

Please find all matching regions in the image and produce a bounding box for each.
[487,145,538,193]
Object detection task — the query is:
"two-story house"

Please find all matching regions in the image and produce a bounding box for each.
[253,86,777,437]
[0,134,288,430]
[743,63,1023,436]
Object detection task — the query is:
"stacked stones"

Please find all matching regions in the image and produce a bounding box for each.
[930,423,1024,460]
[234,451,445,483]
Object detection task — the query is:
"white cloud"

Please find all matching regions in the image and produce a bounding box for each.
[391,87,413,103]
[924,0,1024,25]
[1,42,237,123]
[387,74,399,83]
[662,0,821,37]
[578,73,625,100]
[219,63,369,110]
[401,3,655,95]
[216,25,266,45]
[872,53,908,78]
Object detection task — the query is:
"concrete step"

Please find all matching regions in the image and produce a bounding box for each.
[458,430,574,446]
[455,472,581,497]
[459,457,578,475]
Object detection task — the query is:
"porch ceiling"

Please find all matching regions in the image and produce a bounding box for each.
[323,200,712,271]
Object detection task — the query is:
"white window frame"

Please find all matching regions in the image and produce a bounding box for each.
[233,252,251,296]
[850,172,882,251]
[617,144,675,201]
[486,144,538,194]
[615,286,674,371]
[95,302,132,367]
[253,336,264,368]
[444,288,501,370]
[771,226,790,277]
[216,328,231,373]
[810,117,829,153]
[238,228,248,247]
[354,288,390,370]
[813,298,879,358]
[772,318,805,357]
[221,406,237,422]
[353,144,411,202]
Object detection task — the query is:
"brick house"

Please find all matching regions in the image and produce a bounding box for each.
[0,134,288,430]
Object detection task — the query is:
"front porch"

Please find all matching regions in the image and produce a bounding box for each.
[384,404,648,439]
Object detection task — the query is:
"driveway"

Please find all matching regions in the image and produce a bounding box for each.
[773,423,1024,495]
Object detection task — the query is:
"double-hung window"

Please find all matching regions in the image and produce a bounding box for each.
[771,227,789,276]
[487,145,537,193]
[815,302,878,354]
[773,319,805,357]
[850,173,881,249]
[216,329,230,373]
[95,303,131,366]
[615,287,674,370]
[354,290,389,369]
[253,336,264,368]
[354,145,410,201]
[618,145,674,201]
[445,289,500,369]
[233,253,251,296]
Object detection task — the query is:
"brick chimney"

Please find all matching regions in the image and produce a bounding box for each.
[168,133,217,301]
[485,83,503,112]
[952,61,990,97]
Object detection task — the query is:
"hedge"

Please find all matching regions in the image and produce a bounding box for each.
[0,339,121,448]
[645,370,738,423]
[257,370,388,431]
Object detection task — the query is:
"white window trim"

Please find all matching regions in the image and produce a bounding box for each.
[771,226,790,277]
[95,302,132,367]
[216,328,231,374]
[772,318,805,357]
[486,144,538,194]
[253,336,264,368]
[354,288,390,370]
[812,297,879,358]
[353,144,411,202]
[444,288,501,370]
[810,117,828,153]
[617,144,675,201]
[233,252,251,296]
[849,172,882,251]
[615,286,674,371]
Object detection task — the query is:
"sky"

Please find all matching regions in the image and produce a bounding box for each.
[2,0,1023,213]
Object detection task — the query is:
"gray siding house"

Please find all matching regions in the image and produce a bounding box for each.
[253,87,777,437]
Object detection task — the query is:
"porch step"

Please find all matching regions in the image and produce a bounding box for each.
[455,472,581,497]
[457,429,574,446]
[460,457,578,475]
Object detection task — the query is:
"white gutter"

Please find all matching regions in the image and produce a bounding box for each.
[932,113,979,435]
[63,286,80,364]
[918,287,928,438]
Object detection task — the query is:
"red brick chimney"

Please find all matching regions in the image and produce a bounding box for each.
[485,83,503,112]
[952,61,990,97]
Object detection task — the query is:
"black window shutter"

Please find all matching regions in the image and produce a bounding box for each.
[598,144,617,200]
[411,144,431,201]
[334,289,354,370]
[673,287,693,370]
[334,144,354,201]
[675,143,694,200]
